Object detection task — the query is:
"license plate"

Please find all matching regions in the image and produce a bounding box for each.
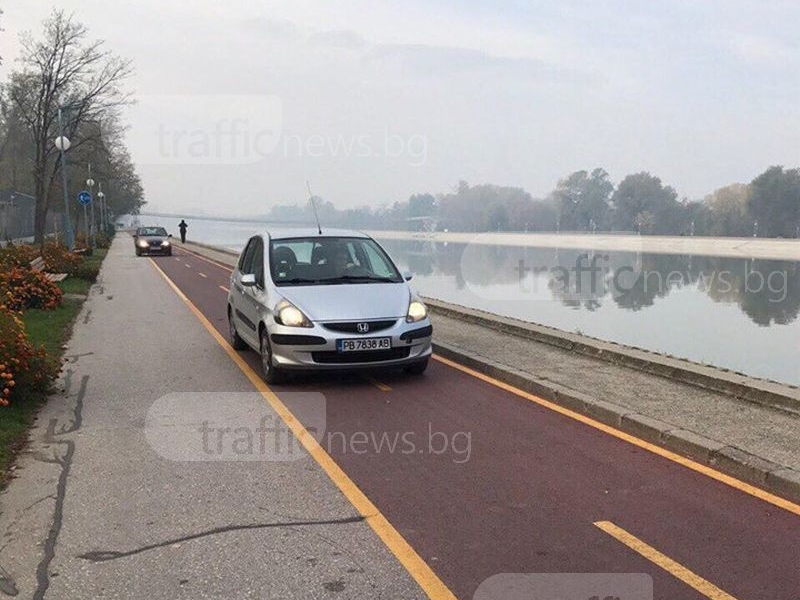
[337,337,391,352]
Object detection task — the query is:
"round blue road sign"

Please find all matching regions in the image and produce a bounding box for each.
[78,190,92,205]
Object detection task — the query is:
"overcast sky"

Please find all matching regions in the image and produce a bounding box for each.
[2,1,799,215]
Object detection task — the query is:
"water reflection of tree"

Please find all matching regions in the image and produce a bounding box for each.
[405,241,436,276]
[738,261,800,326]
[546,249,623,311]
[613,254,688,311]
[384,240,800,324]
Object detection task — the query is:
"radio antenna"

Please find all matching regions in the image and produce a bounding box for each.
[306,180,322,234]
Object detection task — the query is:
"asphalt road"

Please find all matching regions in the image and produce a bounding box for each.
[151,245,800,600]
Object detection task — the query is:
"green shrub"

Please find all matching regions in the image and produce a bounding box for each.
[72,261,101,282]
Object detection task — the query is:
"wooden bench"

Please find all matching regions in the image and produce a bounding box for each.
[30,256,68,282]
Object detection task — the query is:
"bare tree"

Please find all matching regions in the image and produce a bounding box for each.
[0,8,5,65]
[7,9,133,244]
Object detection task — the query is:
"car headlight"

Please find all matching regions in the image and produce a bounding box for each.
[137,239,149,248]
[162,240,170,246]
[274,299,312,327]
[406,299,427,323]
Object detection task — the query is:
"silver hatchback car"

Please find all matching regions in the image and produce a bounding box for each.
[226,228,433,383]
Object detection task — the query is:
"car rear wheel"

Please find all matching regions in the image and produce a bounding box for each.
[260,328,285,384]
[405,358,429,375]
[228,308,247,350]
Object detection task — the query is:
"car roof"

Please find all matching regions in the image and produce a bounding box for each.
[265,228,370,241]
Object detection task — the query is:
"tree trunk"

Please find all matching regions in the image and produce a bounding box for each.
[33,164,47,246]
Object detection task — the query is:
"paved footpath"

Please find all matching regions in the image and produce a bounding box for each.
[0,238,424,599]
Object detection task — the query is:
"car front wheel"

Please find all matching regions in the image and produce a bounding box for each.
[260,328,285,384]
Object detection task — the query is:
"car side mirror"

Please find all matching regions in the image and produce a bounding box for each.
[168,233,172,238]
[241,273,257,287]
[403,270,414,281]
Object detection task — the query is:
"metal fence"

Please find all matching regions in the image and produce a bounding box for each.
[0,190,62,244]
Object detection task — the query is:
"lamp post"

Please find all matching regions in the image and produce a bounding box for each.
[54,102,74,249]
[87,166,96,248]
[97,185,106,236]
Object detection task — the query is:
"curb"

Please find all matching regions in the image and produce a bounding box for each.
[432,340,800,505]
[425,298,800,415]
[183,240,240,258]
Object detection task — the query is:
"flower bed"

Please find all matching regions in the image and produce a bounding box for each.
[0,244,38,269]
[42,242,83,274]
[0,267,62,311]
[0,305,53,407]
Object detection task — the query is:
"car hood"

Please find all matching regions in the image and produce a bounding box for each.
[141,236,168,242]
[280,283,410,322]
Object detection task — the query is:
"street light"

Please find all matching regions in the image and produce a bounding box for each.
[86,168,96,248]
[97,185,106,236]
[54,136,71,151]
[54,102,74,250]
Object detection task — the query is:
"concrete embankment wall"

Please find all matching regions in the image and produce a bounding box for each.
[425,298,800,415]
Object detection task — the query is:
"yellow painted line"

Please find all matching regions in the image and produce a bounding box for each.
[594,521,737,599]
[198,272,208,278]
[148,258,455,600]
[433,354,800,518]
[363,375,391,392]
[219,285,230,293]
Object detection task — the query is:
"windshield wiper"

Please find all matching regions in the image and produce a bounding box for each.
[278,277,321,285]
[324,275,400,284]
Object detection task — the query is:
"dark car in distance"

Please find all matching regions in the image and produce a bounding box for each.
[133,226,173,256]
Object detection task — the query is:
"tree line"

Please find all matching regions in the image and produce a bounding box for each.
[267,169,800,239]
[0,9,144,243]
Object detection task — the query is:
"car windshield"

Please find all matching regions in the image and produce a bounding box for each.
[139,227,167,236]
[270,236,403,286]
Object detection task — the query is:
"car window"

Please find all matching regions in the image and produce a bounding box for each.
[239,238,257,273]
[251,238,264,287]
[269,236,402,285]
[139,227,167,236]
[363,242,397,278]
[272,240,313,264]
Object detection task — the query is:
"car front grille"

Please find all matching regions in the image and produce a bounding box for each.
[311,347,411,364]
[322,319,397,334]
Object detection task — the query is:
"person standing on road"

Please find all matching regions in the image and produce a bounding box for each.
[178,219,188,243]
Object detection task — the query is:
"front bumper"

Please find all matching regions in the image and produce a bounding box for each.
[137,244,171,254]
[268,319,432,370]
